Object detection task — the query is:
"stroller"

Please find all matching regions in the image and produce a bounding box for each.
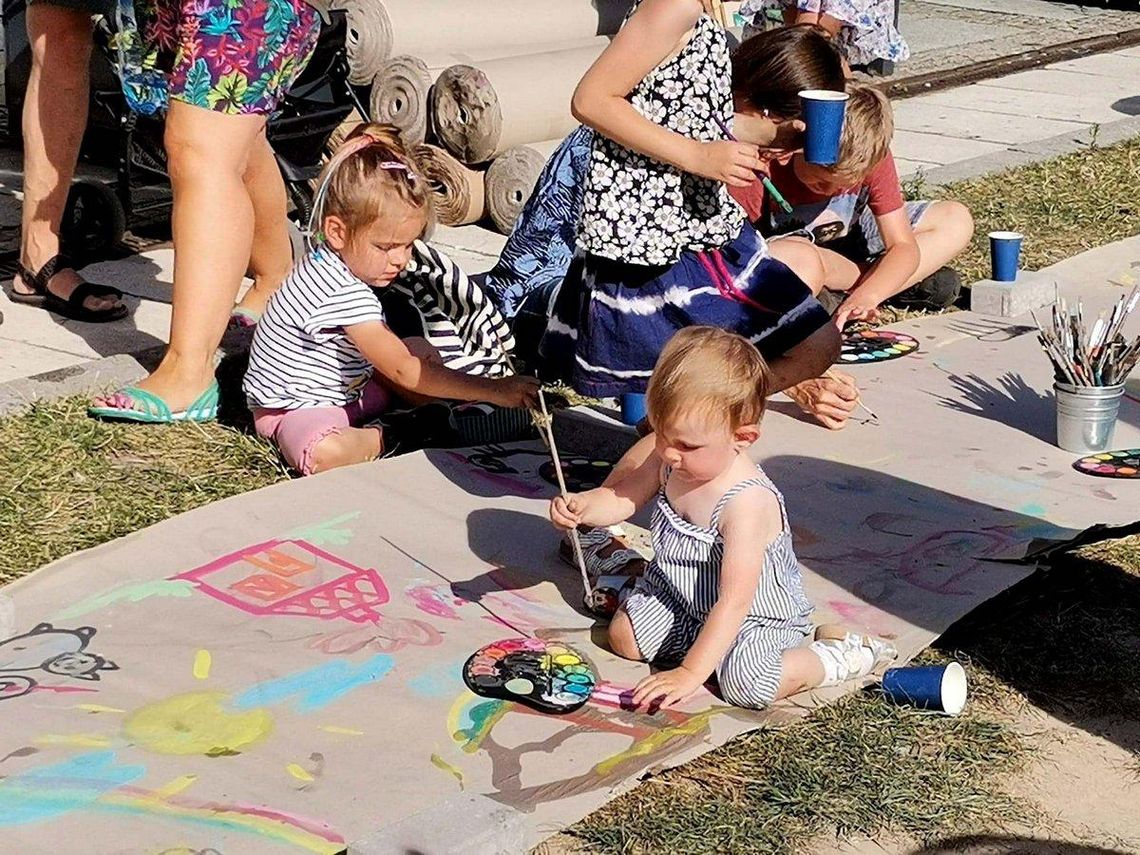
[63,8,367,262]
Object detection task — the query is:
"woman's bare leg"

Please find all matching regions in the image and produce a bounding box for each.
[102,101,266,410]
[234,135,294,318]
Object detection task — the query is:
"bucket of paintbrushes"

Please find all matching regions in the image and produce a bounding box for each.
[1054,381,1124,453]
[1033,289,1139,452]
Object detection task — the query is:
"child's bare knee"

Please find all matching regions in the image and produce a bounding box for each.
[926,200,975,247]
[307,433,352,474]
[608,612,644,661]
[771,238,825,294]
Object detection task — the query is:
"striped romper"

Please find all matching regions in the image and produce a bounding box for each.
[624,465,814,709]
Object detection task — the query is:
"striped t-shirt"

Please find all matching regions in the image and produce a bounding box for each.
[243,246,387,410]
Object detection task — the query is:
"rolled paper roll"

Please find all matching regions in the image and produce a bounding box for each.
[415,144,487,226]
[370,56,435,145]
[334,0,631,82]
[484,139,560,234]
[370,39,611,146]
[334,0,391,86]
[432,45,602,164]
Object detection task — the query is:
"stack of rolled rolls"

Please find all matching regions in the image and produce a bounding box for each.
[326,0,643,233]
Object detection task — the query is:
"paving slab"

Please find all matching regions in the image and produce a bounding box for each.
[1050,51,1140,78]
[978,67,1140,98]
[0,338,92,384]
[911,83,1132,126]
[892,100,1092,146]
[891,128,1008,165]
[913,0,1117,21]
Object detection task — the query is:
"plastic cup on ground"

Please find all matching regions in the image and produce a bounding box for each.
[799,89,849,165]
[988,231,1023,282]
[620,393,647,426]
[880,662,967,715]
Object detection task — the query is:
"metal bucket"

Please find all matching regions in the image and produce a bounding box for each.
[1054,382,1124,453]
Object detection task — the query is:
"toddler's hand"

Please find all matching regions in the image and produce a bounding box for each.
[692,140,764,187]
[549,494,586,531]
[491,375,541,409]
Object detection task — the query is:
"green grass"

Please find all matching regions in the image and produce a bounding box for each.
[571,658,1031,854]
[0,397,287,582]
[908,135,1140,285]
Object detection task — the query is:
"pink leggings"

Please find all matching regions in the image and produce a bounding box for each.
[253,377,392,475]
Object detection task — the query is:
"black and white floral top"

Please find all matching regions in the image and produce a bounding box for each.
[576,4,744,266]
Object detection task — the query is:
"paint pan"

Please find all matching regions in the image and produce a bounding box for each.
[880,662,967,715]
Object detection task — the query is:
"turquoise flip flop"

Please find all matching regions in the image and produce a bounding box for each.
[87,381,220,424]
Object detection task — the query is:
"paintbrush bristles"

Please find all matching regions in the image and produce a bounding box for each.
[1034,293,1140,387]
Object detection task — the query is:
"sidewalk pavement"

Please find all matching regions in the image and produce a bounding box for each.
[892,47,1140,181]
[890,0,1139,81]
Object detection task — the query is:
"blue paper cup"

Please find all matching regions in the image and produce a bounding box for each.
[881,662,967,715]
[988,230,1023,282]
[619,393,647,426]
[799,89,849,165]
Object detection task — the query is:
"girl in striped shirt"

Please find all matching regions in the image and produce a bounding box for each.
[550,327,894,709]
[243,124,539,475]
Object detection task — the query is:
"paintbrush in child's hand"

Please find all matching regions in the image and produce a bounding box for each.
[712,115,795,215]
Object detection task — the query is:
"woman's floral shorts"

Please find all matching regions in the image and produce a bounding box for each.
[138,0,320,115]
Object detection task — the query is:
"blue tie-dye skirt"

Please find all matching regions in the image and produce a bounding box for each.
[538,221,830,398]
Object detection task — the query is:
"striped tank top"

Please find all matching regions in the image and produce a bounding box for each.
[647,465,813,628]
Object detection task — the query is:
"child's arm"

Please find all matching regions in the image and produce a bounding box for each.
[345,321,539,408]
[549,444,662,531]
[572,0,763,187]
[631,488,779,707]
[834,208,920,327]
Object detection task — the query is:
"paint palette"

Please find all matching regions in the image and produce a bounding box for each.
[838,330,919,364]
[539,457,615,492]
[463,638,596,714]
[1072,449,1140,478]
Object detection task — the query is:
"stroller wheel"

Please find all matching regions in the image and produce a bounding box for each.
[62,180,127,263]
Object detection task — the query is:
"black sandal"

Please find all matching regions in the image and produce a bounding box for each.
[7,254,128,323]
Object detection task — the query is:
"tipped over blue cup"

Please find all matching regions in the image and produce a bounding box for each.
[799,89,849,165]
[620,392,647,426]
[881,662,968,715]
[989,231,1023,282]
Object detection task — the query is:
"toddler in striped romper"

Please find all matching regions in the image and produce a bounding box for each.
[550,327,895,709]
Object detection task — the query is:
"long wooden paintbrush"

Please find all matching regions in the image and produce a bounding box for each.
[535,389,592,599]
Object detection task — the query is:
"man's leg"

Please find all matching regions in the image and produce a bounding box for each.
[14,4,120,312]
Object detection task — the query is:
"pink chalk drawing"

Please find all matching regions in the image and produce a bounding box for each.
[174,540,390,624]
[406,583,464,621]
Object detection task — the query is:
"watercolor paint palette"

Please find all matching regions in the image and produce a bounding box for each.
[1072,449,1140,478]
[463,638,597,714]
[838,330,919,364]
[539,457,615,492]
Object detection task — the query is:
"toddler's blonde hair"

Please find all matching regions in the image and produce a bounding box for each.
[828,83,894,185]
[647,327,770,434]
[312,122,433,240]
